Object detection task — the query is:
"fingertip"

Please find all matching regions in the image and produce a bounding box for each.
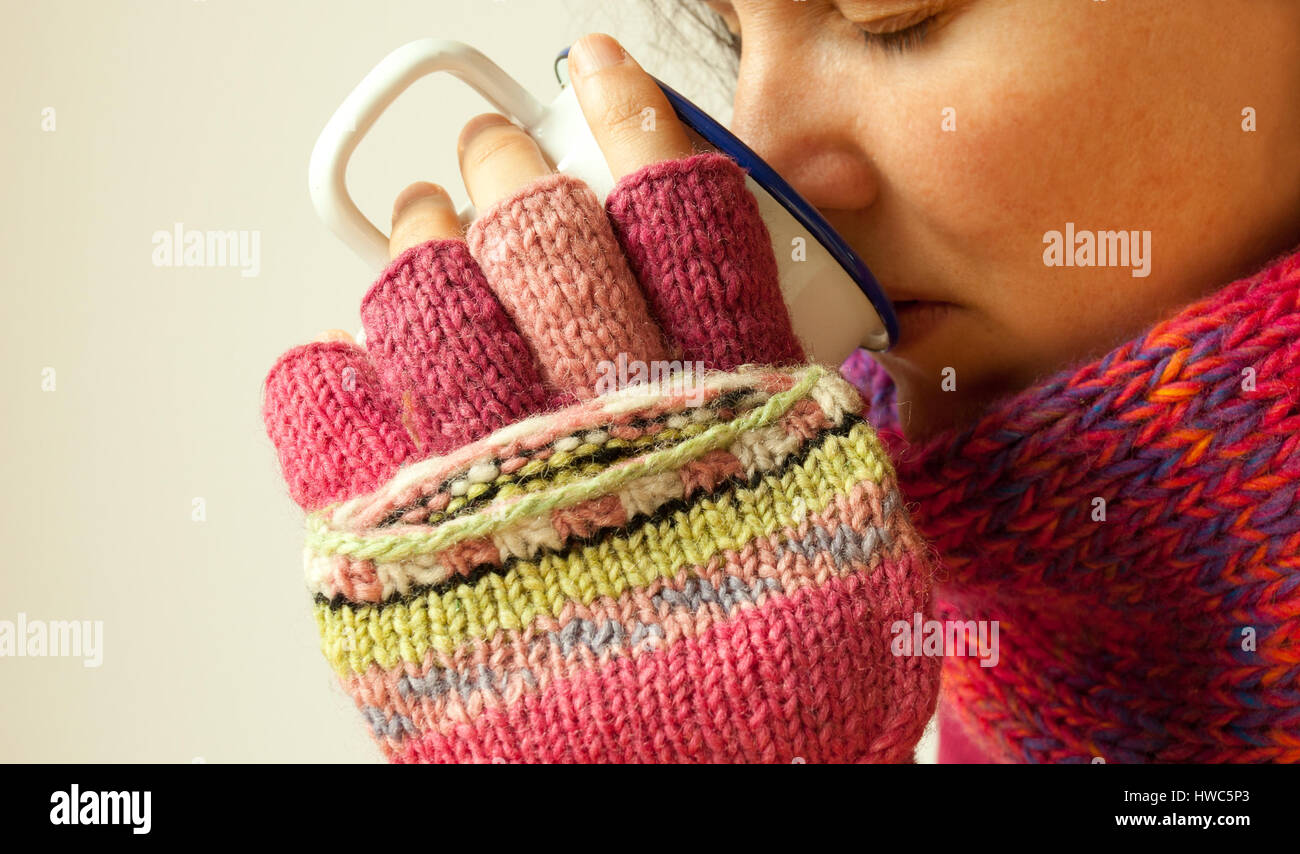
[390,182,462,260]
[567,33,693,179]
[457,113,553,211]
[568,33,627,78]
[392,182,448,221]
[457,113,513,159]
[314,329,356,345]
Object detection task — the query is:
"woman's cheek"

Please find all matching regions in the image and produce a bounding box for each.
[876,25,1170,318]
[864,70,1151,393]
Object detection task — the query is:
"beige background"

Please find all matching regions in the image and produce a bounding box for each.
[0,0,935,763]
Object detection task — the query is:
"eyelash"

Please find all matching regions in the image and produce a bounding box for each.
[860,18,933,53]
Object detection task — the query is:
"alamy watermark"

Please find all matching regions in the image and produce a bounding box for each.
[890,612,1000,668]
[50,785,150,834]
[0,613,103,667]
[1043,223,1151,278]
[151,222,260,277]
[595,353,708,405]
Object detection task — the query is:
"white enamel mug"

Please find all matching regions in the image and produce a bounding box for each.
[309,39,898,363]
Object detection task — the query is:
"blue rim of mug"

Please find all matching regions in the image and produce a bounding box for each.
[555,46,899,351]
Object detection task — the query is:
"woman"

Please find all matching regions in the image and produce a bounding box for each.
[263,1,1300,762]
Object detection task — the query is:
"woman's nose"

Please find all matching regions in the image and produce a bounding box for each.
[729,51,879,212]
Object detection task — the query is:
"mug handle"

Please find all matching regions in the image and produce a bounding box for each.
[308,39,547,271]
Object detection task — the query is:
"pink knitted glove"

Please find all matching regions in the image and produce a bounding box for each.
[265,153,806,509]
[263,152,939,762]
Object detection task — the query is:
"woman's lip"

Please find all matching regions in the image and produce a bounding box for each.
[886,292,934,303]
[893,298,950,306]
[891,300,955,347]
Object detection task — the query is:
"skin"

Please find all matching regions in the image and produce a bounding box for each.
[323,4,1300,440]
[317,35,692,332]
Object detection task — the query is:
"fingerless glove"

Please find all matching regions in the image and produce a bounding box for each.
[263,152,940,762]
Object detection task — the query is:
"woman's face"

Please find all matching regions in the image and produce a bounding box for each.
[704,0,1300,438]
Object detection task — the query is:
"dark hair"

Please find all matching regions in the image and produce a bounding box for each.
[644,0,741,91]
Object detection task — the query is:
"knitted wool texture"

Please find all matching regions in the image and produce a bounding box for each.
[266,153,806,511]
[466,174,668,396]
[264,341,419,510]
[606,154,805,370]
[307,367,938,763]
[361,240,551,455]
[842,247,1300,763]
[264,151,939,761]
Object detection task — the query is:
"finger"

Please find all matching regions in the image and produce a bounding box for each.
[361,239,553,456]
[390,182,462,260]
[567,33,694,180]
[466,173,668,400]
[605,152,805,370]
[315,329,355,345]
[457,114,553,211]
[262,341,418,510]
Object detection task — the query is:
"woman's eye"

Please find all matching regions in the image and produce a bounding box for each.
[859,17,932,53]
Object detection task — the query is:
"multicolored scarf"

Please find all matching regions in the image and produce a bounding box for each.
[843,248,1300,763]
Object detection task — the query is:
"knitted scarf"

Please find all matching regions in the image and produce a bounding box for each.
[842,247,1300,763]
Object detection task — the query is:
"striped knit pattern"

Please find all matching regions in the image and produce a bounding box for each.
[306,366,939,763]
[265,151,941,762]
[844,247,1300,763]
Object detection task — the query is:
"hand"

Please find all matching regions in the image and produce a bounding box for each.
[395,33,696,258]
[267,32,805,509]
[323,32,698,341]
[262,34,935,764]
